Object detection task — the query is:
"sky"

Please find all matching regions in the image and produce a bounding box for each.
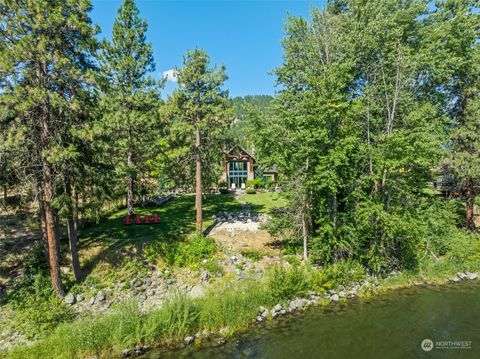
[90,0,326,98]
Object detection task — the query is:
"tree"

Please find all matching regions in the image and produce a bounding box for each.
[252,0,447,272]
[0,0,98,296]
[100,0,160,215]
[425,0,480,231]
[167,49,233,233]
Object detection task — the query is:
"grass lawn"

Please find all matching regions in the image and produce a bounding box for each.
[76,192,286,273]
[239,191,287,212]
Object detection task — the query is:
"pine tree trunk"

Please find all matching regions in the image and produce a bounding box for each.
[74,187,79,231]
[39,199,50,263]
[127,127,134,215]
[195,124,203,234]
[65,177,81,282]
[42,161,64,297]
[466,178,475,231]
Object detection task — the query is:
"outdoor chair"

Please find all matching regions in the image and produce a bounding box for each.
[124,215,132,225]
[135,214,142,224]
[153,213,160,224]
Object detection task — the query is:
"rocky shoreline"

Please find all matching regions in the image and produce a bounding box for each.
[120,270,480,358]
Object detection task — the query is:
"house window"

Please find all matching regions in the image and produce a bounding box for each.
[228,161,248,189]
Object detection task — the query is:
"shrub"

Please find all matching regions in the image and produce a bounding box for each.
[219,188,229,194]
[267,265,309,303]
[11,295,75,339]
[246,188,256,194]
[240,249,265,262]
[218,180,228,189]
[322,260,367,288]
[246,178,264,189]
[174,236,217,268]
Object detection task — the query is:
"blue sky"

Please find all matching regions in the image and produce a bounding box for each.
[90,0,326,98]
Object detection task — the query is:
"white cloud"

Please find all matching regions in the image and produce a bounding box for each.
[162,69,178,82]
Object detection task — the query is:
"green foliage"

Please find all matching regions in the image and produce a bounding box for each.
[143,293,199,341]
[267,265,309,303]
[246,178,264,189]
[245,188,256,194]
[11,293,75,340]
[240,249,266,262]
[144,236,216,269]
[165,48,233,190]
[198,281,270,330]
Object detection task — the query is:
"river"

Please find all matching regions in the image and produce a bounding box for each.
[142,282,480,359]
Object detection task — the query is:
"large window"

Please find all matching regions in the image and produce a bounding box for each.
[228,161,248,189]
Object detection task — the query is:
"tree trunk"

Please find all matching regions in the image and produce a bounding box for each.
[39,199,50,262]
[65,177,81,282]
[195,124,203,234]
[74,187,79,231]
[466,178,475,231]
[42,161,64,297]
[302,208,308,262]
[2,184,6,208]
[127,124,135,215]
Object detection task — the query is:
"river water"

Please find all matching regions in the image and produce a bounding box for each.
[143,282,480,359]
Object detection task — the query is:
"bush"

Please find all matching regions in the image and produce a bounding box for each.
[218,180,228,189]
[267,265,309,303]
[143,236,217,269]
[174,236,216,268]
[246,178,265,189]
[240,249,265,262]
[322,260,367,288]
[219,188,229,194]
[246,188,256,194]
[11,295,75,339]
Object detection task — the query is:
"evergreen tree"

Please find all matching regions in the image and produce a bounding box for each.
[166,49,233,233]
[0,0,98,296]
[100,0,160,215]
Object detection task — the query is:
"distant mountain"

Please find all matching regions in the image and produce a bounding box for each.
[231,95,273,119]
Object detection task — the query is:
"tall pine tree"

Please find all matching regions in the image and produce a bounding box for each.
[166,49,232,233]
[100,0,160,215]
[0,0,98,296]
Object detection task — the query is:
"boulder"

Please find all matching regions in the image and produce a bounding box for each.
[64,293,76,305]
[76,293,85,302]
[184,336,194,345]
[131,278,143,288]
[199,269,210,282]
[96,291,106,302]
[219,326,229,336]
[466,272,478,280]
[330,294,340,302]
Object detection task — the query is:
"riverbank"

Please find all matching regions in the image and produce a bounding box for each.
[5,256,479,359]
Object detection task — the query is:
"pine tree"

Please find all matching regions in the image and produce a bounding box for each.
[167,49,233,233]
[100,0,160,215]
[0,0,98,296]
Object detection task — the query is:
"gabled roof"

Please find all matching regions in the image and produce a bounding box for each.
[226,145,256,160]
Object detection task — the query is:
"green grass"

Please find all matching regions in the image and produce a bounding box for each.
[80,194,241,249]
[239,191,287,212]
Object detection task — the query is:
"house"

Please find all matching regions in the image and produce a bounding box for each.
[219,145,278,190]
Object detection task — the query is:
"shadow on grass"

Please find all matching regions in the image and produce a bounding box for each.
[77,194,265,281]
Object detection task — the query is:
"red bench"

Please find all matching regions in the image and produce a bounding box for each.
[123,213,160,225]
